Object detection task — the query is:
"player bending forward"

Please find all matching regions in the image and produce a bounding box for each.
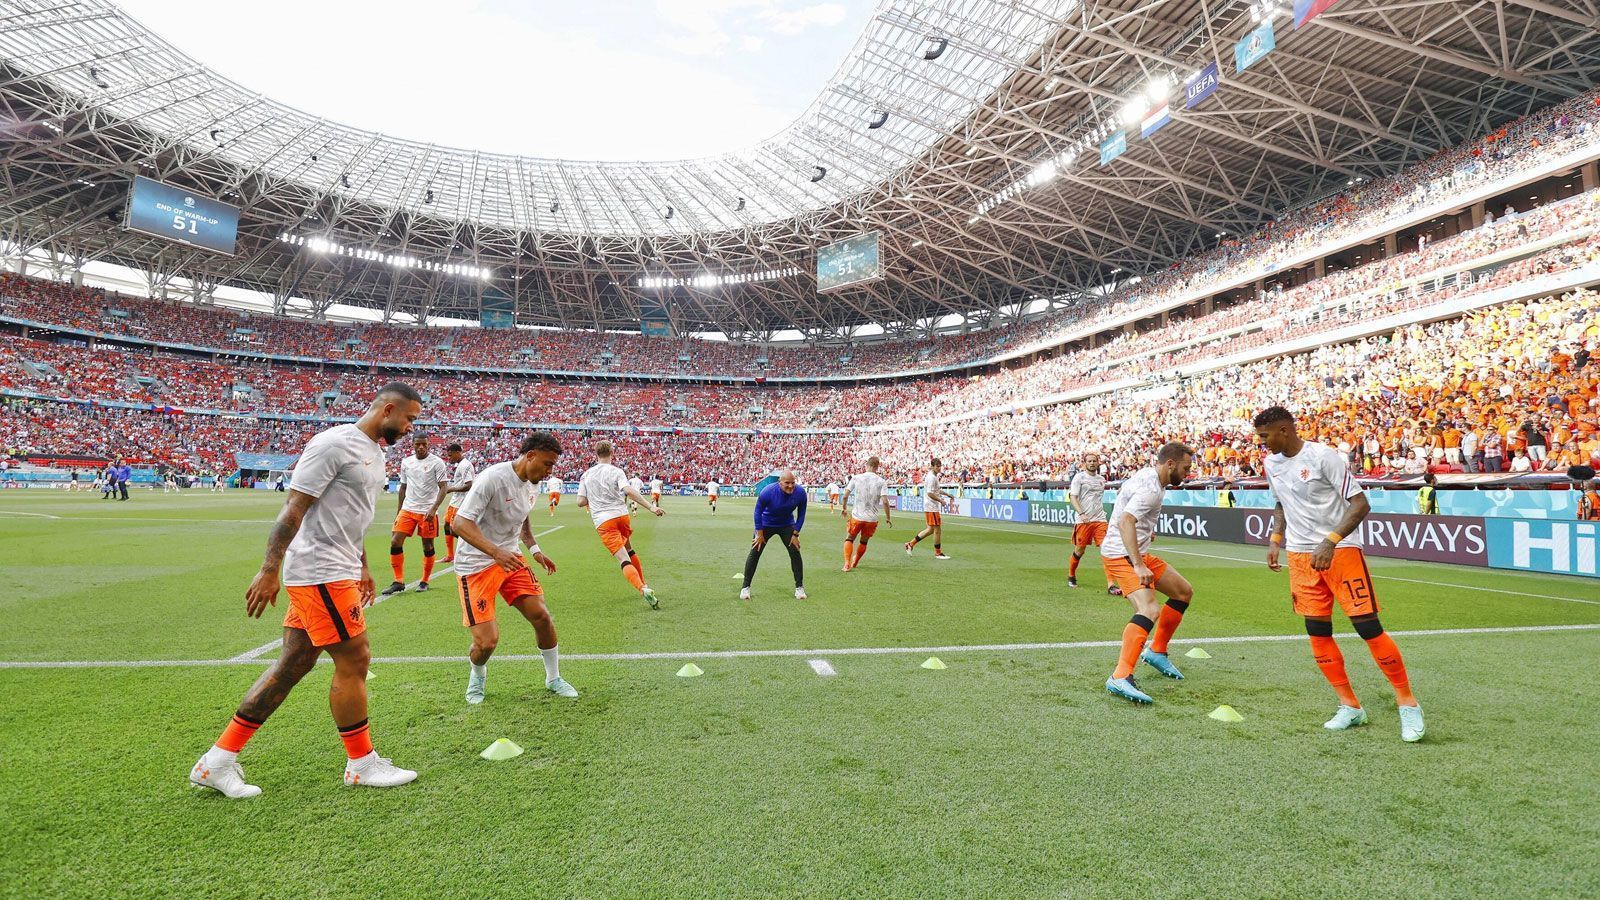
[905,459,953,559]
[1102,442,1197,704]
[1068,453,1119,594]
[189,382,422,798]
[840,457,891,571]
[577,442,665,608]
[448,432,577,704]
[1255,406,1424,742]
[441,443,475,563]
[546,474,564,516]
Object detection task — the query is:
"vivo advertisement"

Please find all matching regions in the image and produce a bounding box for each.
[124,176,240,255]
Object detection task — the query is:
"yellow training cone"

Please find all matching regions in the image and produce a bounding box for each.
[920,657,947,670]
[1185,647,1213,659]
[1208,705,1244,723]
[480,738,524,761]
[677,663,704,678]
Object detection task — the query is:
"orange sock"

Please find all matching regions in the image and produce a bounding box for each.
[338,719,373,759]
[843,541,854,567]
[628,551,644,581]
[1069,552,1081,578]
[422,553,435,582]
[1364,632,1416,706]
[853,542,869,566]
[390,549,404,582]
[1150,599,1189,654]
[1309,635,1361,707]
[621,561,646,592]
[216,712,262,753]
[1112,615,1152,679]
[445,534,456,558]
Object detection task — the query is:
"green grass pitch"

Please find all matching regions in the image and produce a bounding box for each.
[2,488,1598,898]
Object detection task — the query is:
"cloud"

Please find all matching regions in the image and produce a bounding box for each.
[758,3,849,35]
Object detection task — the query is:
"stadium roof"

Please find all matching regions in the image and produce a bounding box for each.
[2,0,1599,338]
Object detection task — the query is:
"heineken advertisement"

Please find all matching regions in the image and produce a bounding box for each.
[1028,501,1077,527]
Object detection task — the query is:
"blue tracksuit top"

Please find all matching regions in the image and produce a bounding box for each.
[754,482,807,532]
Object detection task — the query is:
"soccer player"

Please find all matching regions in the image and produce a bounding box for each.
[827,480,841,513]
[441,443,475,563]
[545,473,563,516]
[189,382,422,798]
[627,474,645,514]
[741,470,807,600]
[905,459,953,559]
[577,442,664,608]
[212,469,226,492]
[448,432,577,704]
[839,457,891,571]
[1102,442,1197,704]
[381,435,449,596]
[1068,453,1119,594]
[706,477,720,514]
[1254,406,1425,742]
[650,475,664,508]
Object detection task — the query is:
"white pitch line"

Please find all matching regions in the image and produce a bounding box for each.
[808,658,837,676]
[0,510,62,519]
[953,519,1600,607]
[228,638,282,663]
[2,623,1594,669]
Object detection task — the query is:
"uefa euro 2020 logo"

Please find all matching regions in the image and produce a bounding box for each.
[184,196,195,208]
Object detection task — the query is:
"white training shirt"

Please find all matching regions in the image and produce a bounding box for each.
[922,472,942,509]
[445,458,476,509]
[578,462,632,527]
[1100,466,1165,559]
[827,482,840,498]
[707,480,719,497]
[452,461,536,577]
[845,471,888,522]
[1264,441,1365,553]
[1069,470,1108,523]
[629,476,645,496]
[650,478,663,495]
[546,476,563,495]
[399,452,449,514]
[281,423,387,586]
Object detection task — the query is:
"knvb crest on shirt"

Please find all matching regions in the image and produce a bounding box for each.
[1298,468,1311,481]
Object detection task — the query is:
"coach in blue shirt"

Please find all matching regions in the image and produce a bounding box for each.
[741,471,808,600]
[114,459,131,501]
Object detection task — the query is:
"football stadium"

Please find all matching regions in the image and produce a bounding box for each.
[3,0,1600,895]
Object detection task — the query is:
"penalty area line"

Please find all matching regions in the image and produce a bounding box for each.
[3,623,1595,670]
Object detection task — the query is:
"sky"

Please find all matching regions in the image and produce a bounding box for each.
[115,0,878,161]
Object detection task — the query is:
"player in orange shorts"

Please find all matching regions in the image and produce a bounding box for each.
[447,432,577,704]
[381,435,449,596]
[1255,405,1424,742]
[440,442,475,562]
[1101,442,1197,704]
[839,457,891,571]
[905,458,954,559]
[577,442,665,608]
[1067,453,1119,594]
[545,474,563,515]
[189,383,423,798]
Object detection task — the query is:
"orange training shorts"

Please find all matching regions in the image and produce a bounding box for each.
[284,580,365,647]
[846,518,880,540]
[924,510,942,527]
[1073,521,1108,548]
[1288,547,1378,618]
[443,506,458,530]
[596,514,634,556]
[458,566,543,627]
[392,509,439,538]
[1102,554,1170,596]
[548,493,560,506]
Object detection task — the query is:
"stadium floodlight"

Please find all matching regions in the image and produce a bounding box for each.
[1120,99,1147,126]
[967,215,980,224]
[1026,160,1057,186]
[1147,74,1171,103]
[911,240,924,247]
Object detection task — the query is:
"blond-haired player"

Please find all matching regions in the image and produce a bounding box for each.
[577,442,664,609]
[839,457,891,571]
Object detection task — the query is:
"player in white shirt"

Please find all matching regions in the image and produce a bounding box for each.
[190,382,422,798]
[381,435,450,596]
[1254,406,1424,742]
[440,443,476,563]
[905,458,954,559]
[706,478,720,514]
[838,457,892,571]
[627,475,645,513]
[545,474,563,516]
[577,442,665,608]
[1101,442,1197,705]
[1068,454,1119,594]
[650,476,664,507]
[447,432,577,704]
[826,481,841,512]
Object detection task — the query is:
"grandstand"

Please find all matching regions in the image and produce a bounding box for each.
[3,1,1600,897]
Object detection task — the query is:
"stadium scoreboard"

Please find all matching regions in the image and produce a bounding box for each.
[124,176,241,255]
[816,232,882,293]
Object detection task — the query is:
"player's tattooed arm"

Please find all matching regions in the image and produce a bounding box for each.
[259,490,316,574]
